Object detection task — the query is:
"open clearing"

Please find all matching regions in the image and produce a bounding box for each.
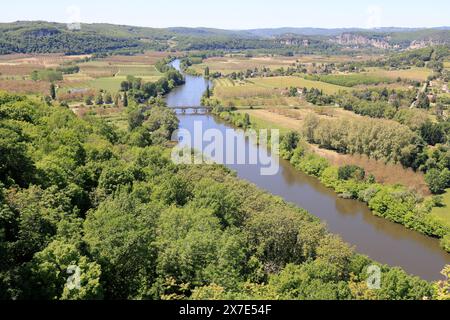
[213,76,347,107]
[365,67,432,82]
[431,189,450,228]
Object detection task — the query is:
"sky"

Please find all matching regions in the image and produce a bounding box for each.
[1,0,449,30]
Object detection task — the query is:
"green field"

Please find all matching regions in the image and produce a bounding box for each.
[305,73,394,87]
[431,189,450,228]
[251,76,348,94]
[365,67,432,82]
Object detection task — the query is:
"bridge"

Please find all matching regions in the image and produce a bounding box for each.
[171,106,213,114]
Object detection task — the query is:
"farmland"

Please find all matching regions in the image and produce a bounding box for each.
[189,54,372,75]
[0,51,169,100]
[212,76,348,107]
[364,67,433,82]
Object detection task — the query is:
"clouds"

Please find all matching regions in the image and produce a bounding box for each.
[366,5,383,29]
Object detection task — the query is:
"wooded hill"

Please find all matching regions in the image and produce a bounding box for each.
[0,21,449,55]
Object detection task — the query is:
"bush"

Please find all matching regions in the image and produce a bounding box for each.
[338,165,366,181]
[425,168,450,194]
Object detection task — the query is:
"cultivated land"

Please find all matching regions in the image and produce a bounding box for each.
[365,67,432,82]
[213,76,348,107]
[190,54,375,75]
[0,51,169,97]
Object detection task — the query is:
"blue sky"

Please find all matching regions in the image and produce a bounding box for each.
[1,0,449,29]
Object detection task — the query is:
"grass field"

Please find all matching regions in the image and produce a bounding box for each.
[212,76,347,107]
[191,56,299,74]
[0,51,166,97]
[364,67,432,82]
[431,189,450,228]
[191,54,374,75]
[251,76,349,93]
[305,73,394,87]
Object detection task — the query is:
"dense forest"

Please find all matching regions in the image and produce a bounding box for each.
[1,91,447,300]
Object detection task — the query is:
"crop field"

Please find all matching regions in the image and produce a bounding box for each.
[251,76,349,93]
[305,73,395,87]
[191,56,299,74]
[0,51,167,96]
[212,76,348,107]
[364,67,432,82]
[191,54,376,75]
[0,79,50,94]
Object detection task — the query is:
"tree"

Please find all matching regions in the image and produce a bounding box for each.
[416,92,430,109]
[28,240,103,300]
[50,83,56,100]
[0,125,35,187]
[204,66,210,77]
[113,94,120,107]
[434,265,450,300]
[425,168,450,194]
[84,191,159,299]
[95,93,104,106]
[104,92,113,105]
[84,96,93,106]
[123,92,128,107]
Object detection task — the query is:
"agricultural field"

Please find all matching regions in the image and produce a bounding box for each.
[0,51,168,99]
[190,55,299,74]
[191,54,371,75]
[364,67,432,82]
[212,76,347,107]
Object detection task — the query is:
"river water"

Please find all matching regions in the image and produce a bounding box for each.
[166,60,450,281]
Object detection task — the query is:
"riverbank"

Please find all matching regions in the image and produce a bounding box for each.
[212,107,450,253]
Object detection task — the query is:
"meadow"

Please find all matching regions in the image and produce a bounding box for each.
[190,54,371,75]
[431,189,450,228]
[0,51,168,100]
[364,67,432,82]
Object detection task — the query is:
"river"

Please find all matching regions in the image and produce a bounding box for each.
[166,59,450,281]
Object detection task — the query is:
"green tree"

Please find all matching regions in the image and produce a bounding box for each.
[84,191,159,299]
[95,93,104,106]
[104,92,113,105]
[50,83,56,100]
[123,92,128,107]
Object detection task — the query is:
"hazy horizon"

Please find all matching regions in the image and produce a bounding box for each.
[3,20,450,31]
